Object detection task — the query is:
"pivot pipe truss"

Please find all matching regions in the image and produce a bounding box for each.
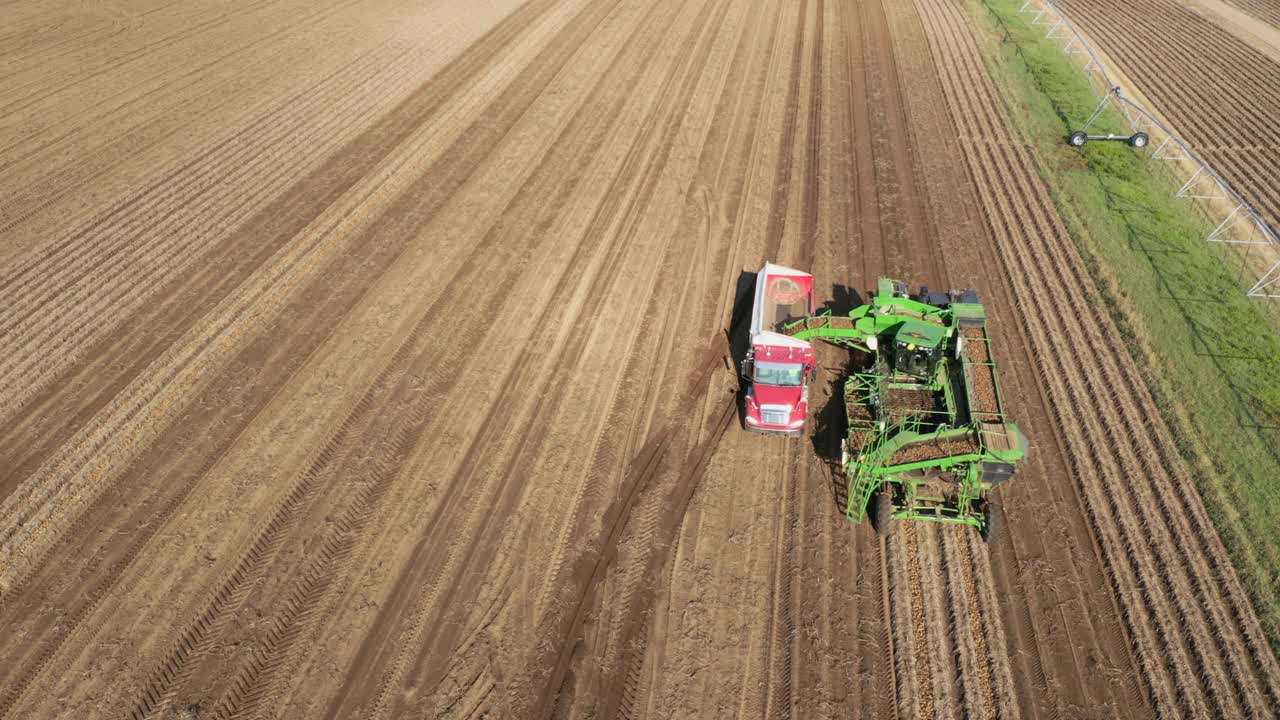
[1015,0,1280,298]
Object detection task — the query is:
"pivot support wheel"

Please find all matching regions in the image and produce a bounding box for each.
[1129,131,1150,148]
[1068,131,1088,147]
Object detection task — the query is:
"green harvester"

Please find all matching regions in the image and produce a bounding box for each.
[785,278,1027,541]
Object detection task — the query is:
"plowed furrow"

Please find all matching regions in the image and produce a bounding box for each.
[0,38,466,422]
[265,0,713,712]
[0,45,421,417]
[313,4,756,713]
[526,3,758,713]
[0,0,340,157]
[878,537,903,719]
[0,40,394,302]
[860,0,940,283]
[0,2,360,239]
[1226,0,1280,27]
[967,10,1280,712]
[917,1,1280,717]
[205,399,429,720]
[726,2,815,717]
[917,525,963,719]
[120,285,460,714]
[522,0,722,631]
[0,0,580,585]
[885,530,923,720]
[125,28,630,708]
[963,532,1024,720]
[0,0,566,495]
[963,99,1208,717]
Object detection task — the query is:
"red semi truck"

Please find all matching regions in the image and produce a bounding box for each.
[742,263,815,436]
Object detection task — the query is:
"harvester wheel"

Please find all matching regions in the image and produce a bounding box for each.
[1129,132,1150,148]
[980,502,1002,545]
[1068,131,1088,147]
[873,493,894,536]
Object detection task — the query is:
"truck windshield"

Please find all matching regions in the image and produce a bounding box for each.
[754,361,804,387]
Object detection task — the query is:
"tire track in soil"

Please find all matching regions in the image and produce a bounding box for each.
[877,540,902,719]
[0,43,419,427]
[505,0,786,714]
[581,0,817,715]
[917,1,1280,717]
[0,0,581,712]
[110,0,663,714]
[494,0,709,657]
[585,388,740,720]
[310,1,743,714]
[0,0,570,569]
[125,332,431,719]
[288,0,712,708]
[0,0,554,469]
[13,0,1275,717]
[308,4,713,715]
[853,1,975,717]
[841,3,908,718]
[754,4,870,719]
[0,0,368,238]
[831,0,902,713]
[494,3,754,715]
[569,0,790,712]
[749,2,816,718]
[794,0,866,714]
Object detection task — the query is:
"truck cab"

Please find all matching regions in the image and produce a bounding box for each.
[743,263,815,436]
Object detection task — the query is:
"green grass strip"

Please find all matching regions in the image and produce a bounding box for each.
[972,0,1280,655]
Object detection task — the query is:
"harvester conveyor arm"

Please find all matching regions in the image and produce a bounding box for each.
[784,305,940,352]
[789,325,875,352]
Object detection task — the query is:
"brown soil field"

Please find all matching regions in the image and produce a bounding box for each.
[1,1,1278,719]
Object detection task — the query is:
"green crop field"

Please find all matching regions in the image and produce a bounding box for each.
[973,0,1280,654]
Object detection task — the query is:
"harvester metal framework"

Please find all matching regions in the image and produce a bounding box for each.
[781,278,1027,540]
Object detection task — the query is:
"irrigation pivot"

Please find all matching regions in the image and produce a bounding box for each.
[1067,87,1149,148]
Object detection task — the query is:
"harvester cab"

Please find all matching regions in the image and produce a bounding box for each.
[747,266,1028,542]
[892,322,943,380]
